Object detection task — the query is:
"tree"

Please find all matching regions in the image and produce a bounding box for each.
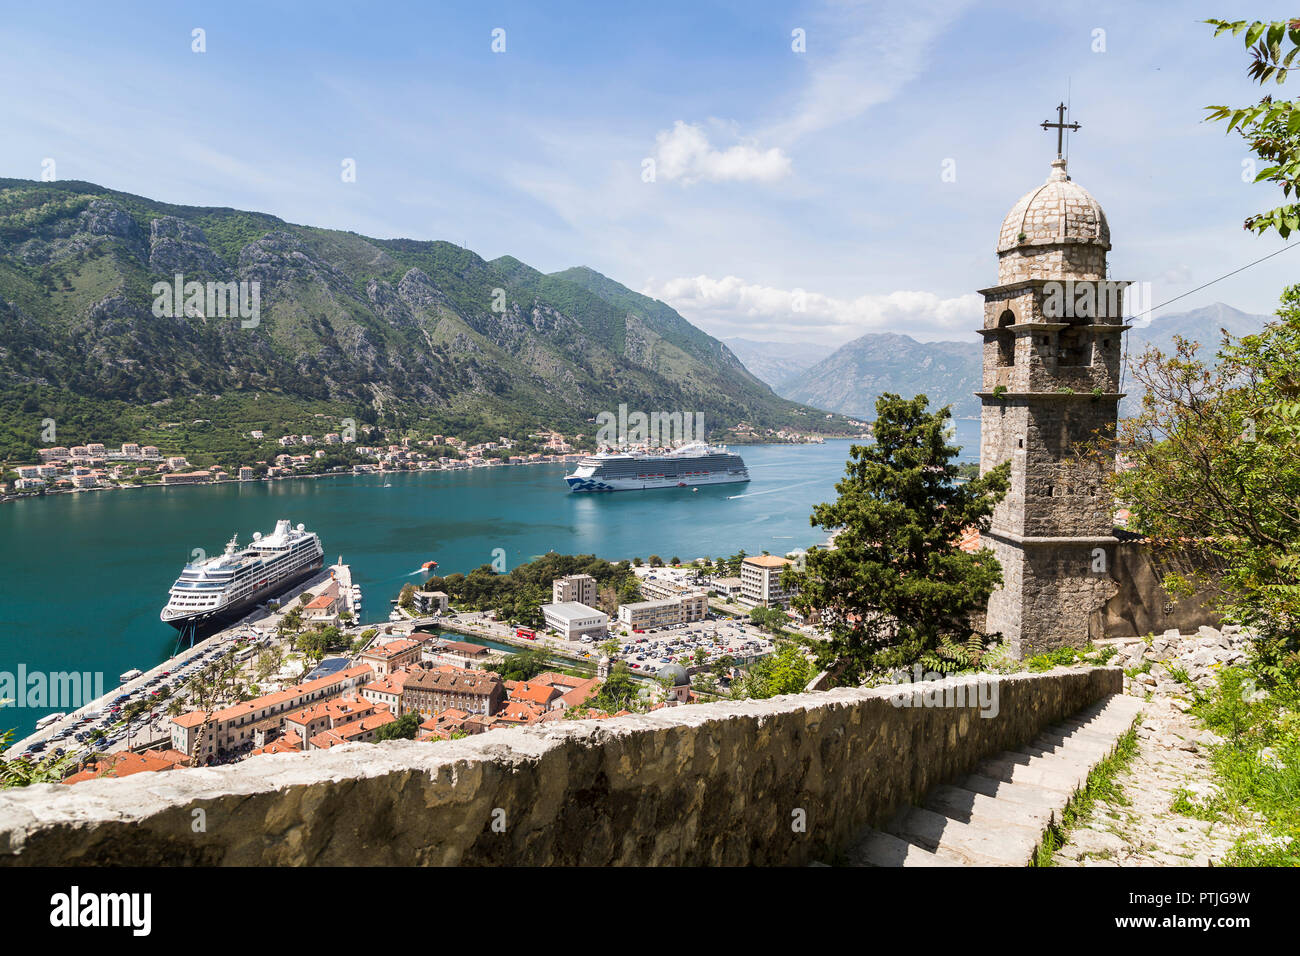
[731,642,815,699]
[1205,18,1300,237]
[398,583,416,609]
[785,394,1009,684]
[594,663,640,713]
[374,710,421,741]
[1112,287,1300,682]
[493,647,549,682]
[648,555,663,567]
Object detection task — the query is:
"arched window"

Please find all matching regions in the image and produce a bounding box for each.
[995,310,1015,367]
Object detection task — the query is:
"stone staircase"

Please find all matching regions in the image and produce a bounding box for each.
[841,693,1144,866]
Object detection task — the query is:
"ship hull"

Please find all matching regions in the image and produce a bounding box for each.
[161,558,324,634]
[566,471,750,492]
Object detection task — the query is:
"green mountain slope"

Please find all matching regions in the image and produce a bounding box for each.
[0,179,840,459]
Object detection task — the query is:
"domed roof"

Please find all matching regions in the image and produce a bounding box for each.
[657,663,690,686]
[997,158,1109,254]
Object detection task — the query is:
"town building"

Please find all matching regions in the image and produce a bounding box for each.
[617,591,708,630]
[402,668,505,718]
[412,590,448,614]
[540,601,609,640]
[358,638,423,677]
[169,664,373,759]
[739,556,795,608]
[552,573,598,606]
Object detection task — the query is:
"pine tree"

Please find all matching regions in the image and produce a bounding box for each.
[787,394,1009,684]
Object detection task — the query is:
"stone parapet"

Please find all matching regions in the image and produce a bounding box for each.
[0,668,1121,866]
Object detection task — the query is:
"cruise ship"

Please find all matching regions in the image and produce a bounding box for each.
[564,441,750,492]
[160,520,324,631]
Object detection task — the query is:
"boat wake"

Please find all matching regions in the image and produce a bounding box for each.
[728,478,821,500]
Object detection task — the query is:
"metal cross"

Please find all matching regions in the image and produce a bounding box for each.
[1041,102,1081,158]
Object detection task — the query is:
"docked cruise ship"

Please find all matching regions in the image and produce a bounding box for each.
[160,520,324,631]
[564,441,750,492]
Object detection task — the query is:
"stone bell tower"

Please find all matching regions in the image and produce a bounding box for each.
[978,110,1129,657]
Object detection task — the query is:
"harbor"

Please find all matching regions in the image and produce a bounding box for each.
[3,562,358,761]
[0,434,980,741]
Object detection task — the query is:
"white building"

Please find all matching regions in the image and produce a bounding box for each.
[540,602,609,641]
[740,555,795,608]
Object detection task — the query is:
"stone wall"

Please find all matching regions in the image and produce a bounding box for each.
[1099,541,1221,638]
[0,668,1121,867]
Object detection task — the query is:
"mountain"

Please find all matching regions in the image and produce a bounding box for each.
[779,332,984,419]
[0,179,841,460]
[1118,302,1271,416]
[721,337,835,389]
[775,303,1274,422]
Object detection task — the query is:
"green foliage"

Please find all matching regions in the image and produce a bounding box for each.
[492,647,550,682]
[1205,19,1300,237]
[0,726,76,787]
[786,394,1010,684]
[1182,662,1300,865]
[730,642,815,699]
[1114,287,1300,682]
[593,663,641,713]
[374,710,422,742]
[748,605,790,635]
[425,553,636,627]
[918,633,992,675]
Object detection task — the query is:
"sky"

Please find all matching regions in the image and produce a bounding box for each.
[2,0,1297,347]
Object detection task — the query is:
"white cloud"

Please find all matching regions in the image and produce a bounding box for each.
[652,121,792,184]
[641,275,982,345]
[766,0,974,143]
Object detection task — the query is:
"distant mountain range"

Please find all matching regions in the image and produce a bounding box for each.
[0,179,844,460]
[721,337,835,390]
[758,303,1272,421]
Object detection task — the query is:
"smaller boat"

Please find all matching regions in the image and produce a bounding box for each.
[421,560,438,572]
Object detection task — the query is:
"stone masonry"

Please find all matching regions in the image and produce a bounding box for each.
[980,157,1130,656]
[0,668,1120,867]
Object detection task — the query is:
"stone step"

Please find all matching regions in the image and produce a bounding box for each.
[844,829,955,867]
[839,693,1144,868]
[922,783,1055,829]
[958,772,1071,810]
[883,805,1042,866]
[975,752,1093,790]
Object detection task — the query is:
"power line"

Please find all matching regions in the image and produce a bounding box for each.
[1128,239,1300,323]
[1119,237,1300,394]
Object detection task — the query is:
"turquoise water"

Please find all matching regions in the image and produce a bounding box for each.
[0,425,979,736]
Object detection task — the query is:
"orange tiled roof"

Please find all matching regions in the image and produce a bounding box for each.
[171,664,373,728]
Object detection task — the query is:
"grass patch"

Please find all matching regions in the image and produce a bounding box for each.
[1032,718,1142,867]
[1186,665,1300,866]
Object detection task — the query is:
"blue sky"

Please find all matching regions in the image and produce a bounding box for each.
[2,0,1297,345]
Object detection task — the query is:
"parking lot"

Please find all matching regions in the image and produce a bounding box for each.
[560,613,777,676]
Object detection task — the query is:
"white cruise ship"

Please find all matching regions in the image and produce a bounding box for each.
[564,441,749,492]
[160,520,324,632]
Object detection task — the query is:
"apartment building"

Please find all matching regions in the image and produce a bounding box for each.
[740,555,795,608]
[552,573,598,606]
[170,664,373,759]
